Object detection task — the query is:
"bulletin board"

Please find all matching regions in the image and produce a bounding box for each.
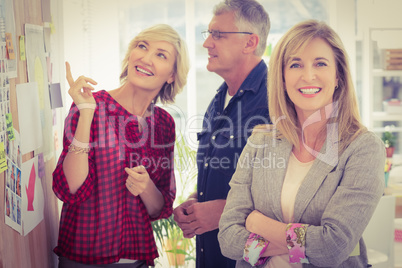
[0,0,64,267]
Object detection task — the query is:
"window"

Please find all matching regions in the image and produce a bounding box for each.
[114,0,329,150]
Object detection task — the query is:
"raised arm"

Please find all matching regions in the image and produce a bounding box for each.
[62,62,97,194]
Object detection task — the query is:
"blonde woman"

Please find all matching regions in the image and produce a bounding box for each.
[53,24,189,267]
[218,20,385,267]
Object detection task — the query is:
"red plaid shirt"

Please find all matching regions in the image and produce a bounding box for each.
[53,90,176,266]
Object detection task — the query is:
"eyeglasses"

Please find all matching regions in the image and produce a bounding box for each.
[201,30,253,40]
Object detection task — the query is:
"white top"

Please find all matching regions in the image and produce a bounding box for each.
[224,90,233,109]
[267,153,314,268]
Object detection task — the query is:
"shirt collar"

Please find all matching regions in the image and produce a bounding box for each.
[217,59,268,95]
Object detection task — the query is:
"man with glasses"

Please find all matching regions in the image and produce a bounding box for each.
[173,0,270,267]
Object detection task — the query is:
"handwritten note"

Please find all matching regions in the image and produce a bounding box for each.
[19,36,26,61]
[5,33,15,60]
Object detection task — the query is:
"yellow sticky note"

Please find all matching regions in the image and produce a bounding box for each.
[50,16,56,34]
[5,33,15,60]
[0,142,7,173]
[19,36,26,61]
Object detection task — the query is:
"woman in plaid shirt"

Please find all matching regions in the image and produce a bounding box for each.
[53,24,189,267]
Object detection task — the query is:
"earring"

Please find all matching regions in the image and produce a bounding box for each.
[335,85,339,89]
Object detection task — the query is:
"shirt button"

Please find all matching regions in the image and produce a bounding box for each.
[240,89,244,93]
[230,135,234,139]
[201,248,204,252]
[200,192,203,196]
[212,136,216,140]
[205,163,208,167]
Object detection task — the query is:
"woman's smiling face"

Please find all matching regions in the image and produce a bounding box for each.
[127,40,176,93]
[284,37,339,118]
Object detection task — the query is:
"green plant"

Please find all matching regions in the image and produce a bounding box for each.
[152,215,194,267]
[382,129,396,148]
[152,134,197,267]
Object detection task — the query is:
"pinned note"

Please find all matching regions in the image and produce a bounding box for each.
[5,113,15,141]
[49,83,63,109]
[37,153,45,179]
[5,33,15,60]
[0,142,7,173]
[19,36,26,61]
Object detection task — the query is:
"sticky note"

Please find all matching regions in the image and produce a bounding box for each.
[0,142,7,173]
[5,113,15,141]
[19,36,26,61]
[49,83,63,109]
[5,33,15,60]
[50,17,56,34]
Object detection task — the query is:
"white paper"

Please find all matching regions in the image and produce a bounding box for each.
[25,24,54,160]
[16,82,43,154]
[21,156,44,236]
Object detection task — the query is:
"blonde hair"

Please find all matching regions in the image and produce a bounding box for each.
[265,20,366,152]
[119,24,190,104]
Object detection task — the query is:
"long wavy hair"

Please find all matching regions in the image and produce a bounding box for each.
[261,20,366,153]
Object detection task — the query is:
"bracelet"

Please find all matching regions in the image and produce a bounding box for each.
[72,138,90,149]
[68,144,90,154]
[76,103,97,110]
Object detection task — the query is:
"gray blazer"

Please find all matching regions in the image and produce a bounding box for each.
[218,130,385,268]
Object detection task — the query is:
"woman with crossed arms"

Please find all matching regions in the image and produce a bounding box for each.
[218,20,385,267]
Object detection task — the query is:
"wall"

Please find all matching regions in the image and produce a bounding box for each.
[62,0,120,111]
[0,0,64,267]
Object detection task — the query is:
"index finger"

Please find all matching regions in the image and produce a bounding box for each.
[124,167,145,179]
[65,61,74,87]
